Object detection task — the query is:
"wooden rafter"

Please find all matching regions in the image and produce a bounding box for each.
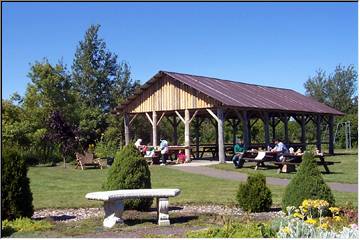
[156,112,166,126]
[175,110,185,123]
[145,112,153,125]
[129,113,138,125]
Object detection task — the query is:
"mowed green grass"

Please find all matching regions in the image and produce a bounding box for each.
[213,150,358,184]
[28,164,357,210]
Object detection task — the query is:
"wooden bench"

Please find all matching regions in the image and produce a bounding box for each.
[85,189,181,228]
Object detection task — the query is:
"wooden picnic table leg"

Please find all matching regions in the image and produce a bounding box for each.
[319,156,331,173]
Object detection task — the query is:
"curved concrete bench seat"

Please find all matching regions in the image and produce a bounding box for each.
[85,189,181,228]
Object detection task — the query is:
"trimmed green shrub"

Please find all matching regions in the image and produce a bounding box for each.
[1,148,34,220]
[103,144,152,211]
[282,151,335,210]
[236,173,272,212]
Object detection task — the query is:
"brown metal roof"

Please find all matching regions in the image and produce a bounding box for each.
[118,71,344,115]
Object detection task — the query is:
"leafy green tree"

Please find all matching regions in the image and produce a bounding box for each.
[304,65,357,114]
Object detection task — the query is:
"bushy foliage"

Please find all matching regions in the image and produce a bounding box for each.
[1,149,34,220]
[103,144,152,210]
[236,173,272,212]
[282,151,335,209]
[1,218,53,237]
[186,220,275,238]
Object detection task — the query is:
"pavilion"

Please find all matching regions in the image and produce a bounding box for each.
[114,71,344,163]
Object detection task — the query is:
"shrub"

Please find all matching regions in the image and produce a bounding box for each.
[1,218,53,237]
[103,144,152,211]
[1,148,34,220]
[236,173,272,212]
[282,151,335,210]
[186,221,275,238]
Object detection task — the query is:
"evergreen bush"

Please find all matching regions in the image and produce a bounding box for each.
[282,151,335,209]
[103,144,152,211]
[1,148,34,220]
[236,173,272,212]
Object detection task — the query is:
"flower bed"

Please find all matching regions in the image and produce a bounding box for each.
[274,199,358,238]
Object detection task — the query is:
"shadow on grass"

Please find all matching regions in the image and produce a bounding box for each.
[33,214,76,221]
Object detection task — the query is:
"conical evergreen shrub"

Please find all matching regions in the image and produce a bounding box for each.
[104,144,152,211]
[1,148,34,220]
[236,173,272,212]
[282,151,335,209]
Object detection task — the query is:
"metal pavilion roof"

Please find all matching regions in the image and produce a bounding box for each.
[118,71,344,115]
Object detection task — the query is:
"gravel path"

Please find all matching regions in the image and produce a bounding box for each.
[32,204,283,223]
[170,165,358,193]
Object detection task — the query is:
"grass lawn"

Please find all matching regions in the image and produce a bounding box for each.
[212,149,358,184]
[28,164,357,210]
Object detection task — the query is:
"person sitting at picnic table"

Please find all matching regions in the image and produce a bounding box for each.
[159,137,169,166]
[232,138,246,168]
[134,138,147,154]
[176,150,186,164]
[271,138,289,161]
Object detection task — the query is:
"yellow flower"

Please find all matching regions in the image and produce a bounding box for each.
[334,216,342,222]
[320,223,330,230]
[281,227,291,234]
[293,212,304,219]
[329,207,340,214]
[305,218,317,225]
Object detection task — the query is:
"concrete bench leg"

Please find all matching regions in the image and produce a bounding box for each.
[103,200,124,228]
[157,197,170,226]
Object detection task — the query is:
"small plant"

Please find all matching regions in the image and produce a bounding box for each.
[103,144,152,211]
[236,173,272,212]
[1,148,34,220]
[1,218,53,237]
[282,151,335,210]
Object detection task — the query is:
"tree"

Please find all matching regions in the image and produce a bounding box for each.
[46,111,79,167]
[304,65,357,114]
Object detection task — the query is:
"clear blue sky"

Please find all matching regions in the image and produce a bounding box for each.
[2,2,358,100]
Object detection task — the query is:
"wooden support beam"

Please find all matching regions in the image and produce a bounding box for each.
[152,111,157,146]
[263,112,270,147]
[145,112,153,125]
[124,113,130,145]
[171,115,178,145]
[156,112,165,126]
[316,115,322,151]
[300,114,306,147]
[206,109,219,122]
[129,113,138,125]
[283,115,289,145]
[195,117,201,159]
[328,115,334,155]
[271,116,276,140]
[241,111,250,148]
[189,110,199,123]
[250,118,259,128]
[175,110,185,124]
[217,108,225,163]
[184,109,191,161]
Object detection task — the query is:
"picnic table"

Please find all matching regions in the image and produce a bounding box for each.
[242,151,278,170]
[273,153,339,173]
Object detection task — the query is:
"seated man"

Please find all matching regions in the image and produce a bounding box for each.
[232,138,246,168]
[271,138,289,161]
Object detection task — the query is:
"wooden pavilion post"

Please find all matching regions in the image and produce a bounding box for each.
[124,113,130,146]
[230,119,239,146]
[283,114,289,145]
[184,109,191,161]
[217,108,225,163]
[236,110,249,149]
[172,115,178,145]
[271,116,276,141]
[316,115,322,151]
[263,112,270,148]
[152,111,157,146]
[300,114,306,147]
[195,117,200,159]
[328,115,334,155]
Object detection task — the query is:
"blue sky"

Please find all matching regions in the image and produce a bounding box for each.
[2,2,358,100]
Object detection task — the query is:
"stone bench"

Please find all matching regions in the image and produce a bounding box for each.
[85,188,181,228]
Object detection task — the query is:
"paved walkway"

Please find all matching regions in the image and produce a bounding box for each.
[169,165,358,193]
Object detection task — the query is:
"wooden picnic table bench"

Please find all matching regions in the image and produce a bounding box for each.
[86,189,181,228]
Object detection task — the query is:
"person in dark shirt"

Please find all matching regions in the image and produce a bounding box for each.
[232,138,246,168]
